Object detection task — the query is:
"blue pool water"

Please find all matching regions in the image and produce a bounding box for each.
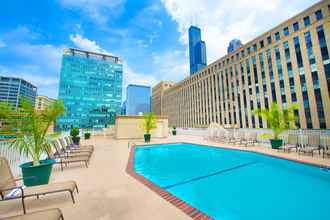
[134,143,330,220]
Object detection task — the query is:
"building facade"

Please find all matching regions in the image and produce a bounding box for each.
[189,26,207,75]
[162,0,330,129]
[227,39,243,54]
[35,95,55,111]
[151,81,175,115]
[57,48,123,130]
[0,76,37,108]
[126,84,151,115]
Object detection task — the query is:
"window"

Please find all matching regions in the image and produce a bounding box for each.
[275,32,280,41]
[283,27,289,36]
[267,35,272,44]
[247,47,251,54]
[253,43,257,51]
[328,4,330,12]
[293,22,299,32]
[303,16,310,26]
[315,9,323,21]
[260,40,264,48]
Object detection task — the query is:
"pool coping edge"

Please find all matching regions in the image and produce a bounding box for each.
[126,145,213,220]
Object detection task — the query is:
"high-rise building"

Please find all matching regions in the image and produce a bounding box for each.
[152,81,175,115]
[189,26,207,75]
[227,39,243,54]
[161,0,330,129]
[35,95,55,111]
[57,48,123,130]
[0,76,37,108]
[126,84,151,115]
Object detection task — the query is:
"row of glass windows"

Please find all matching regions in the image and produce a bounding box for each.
[183,25,329,129]
[188,5,329,83]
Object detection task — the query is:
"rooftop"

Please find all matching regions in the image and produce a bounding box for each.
[1,134,330,219]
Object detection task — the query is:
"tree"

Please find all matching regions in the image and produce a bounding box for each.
[0,98,64,166]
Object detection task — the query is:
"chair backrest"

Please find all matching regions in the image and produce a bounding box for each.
[308,135,320,147]
[320,136,330,149]
[58,138,67,149]
[0,157,16,192]
[46,143,57,159]
[52,140,63,153]
[65,137,73,145]
[287,134,298,145]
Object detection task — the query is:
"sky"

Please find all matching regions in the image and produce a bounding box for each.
[0,0,319,99]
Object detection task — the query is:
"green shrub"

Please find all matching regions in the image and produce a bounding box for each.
[84,132,91,139]
[70,128,79,137]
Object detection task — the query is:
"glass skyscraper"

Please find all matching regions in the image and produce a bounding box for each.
[227,39,243,54]
[126,84,151,115]
[0,76,37,108]
[57,48,123,130]
[189,26,207,75]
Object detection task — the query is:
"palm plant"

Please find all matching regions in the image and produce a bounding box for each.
[141,112,157,134]
[0,98,64,166]
[254,102,298,140]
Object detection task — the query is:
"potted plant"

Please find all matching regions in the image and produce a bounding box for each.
[84,132,91,140]
[172,125,177,135]
[70,128,80,145]
[140,112,157,142]
[0,98,64,186]
[254,103,297,149]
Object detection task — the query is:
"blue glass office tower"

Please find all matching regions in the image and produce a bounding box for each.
[57,48,123,130]
[126,84,151,115]
[227,39,243,54]
[0,76,37,108]
[189,26,207,75]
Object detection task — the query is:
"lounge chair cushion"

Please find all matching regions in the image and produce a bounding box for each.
[4,208,62,220]
[23,181,77,197]
[56,156,89,163]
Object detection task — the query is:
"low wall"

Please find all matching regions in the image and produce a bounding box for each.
[115,116,168,139]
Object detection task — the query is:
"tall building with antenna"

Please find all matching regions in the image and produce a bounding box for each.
[189,26,207,75]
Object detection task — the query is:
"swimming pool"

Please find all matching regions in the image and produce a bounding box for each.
[133,143,330,220]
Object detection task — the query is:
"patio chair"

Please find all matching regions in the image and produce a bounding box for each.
[322,136,330,158]
[64,137,94,152]
[55,139,92,158]
[47,144,90,171]
[0,157,78,214]
[278,134,298,153]
[297,134,321,157]
[4,208,64,220]
[240,132,257,147]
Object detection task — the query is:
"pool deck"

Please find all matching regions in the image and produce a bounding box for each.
[1,135,330,219]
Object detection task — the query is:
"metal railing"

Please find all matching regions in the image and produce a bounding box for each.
[177,128,330,145]
[0,140,29,176]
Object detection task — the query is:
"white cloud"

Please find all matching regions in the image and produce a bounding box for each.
[122,62,157,100]
[0,65,60,98]
[0,39,6,48]
[152,50,188,82]
[69,33,111,54]
[12,43,64,75]
[58,0,126,25]
[161,0,319,63]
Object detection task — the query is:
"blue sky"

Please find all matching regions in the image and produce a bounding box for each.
[0,0,318,99]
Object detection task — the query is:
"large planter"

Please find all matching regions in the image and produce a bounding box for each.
[144,134,151,143]
[270,139,283,149]
[72,136,80,145]
[172,130,177,135]
[20,159,55,186]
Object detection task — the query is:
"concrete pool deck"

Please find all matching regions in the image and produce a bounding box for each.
[1,135,330,219]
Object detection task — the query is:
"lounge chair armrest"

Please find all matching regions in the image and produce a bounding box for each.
[0,186,24,199]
